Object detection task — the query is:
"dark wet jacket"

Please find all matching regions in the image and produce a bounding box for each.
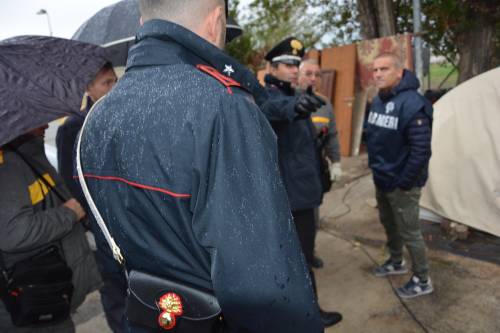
[366,70,433,192]
[263,75,323,211]
[56,110,86,205]
[79,20,322,333]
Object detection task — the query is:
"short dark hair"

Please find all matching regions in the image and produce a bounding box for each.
[100,62,114,72]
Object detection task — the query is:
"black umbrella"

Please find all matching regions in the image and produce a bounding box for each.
[73,0,244,66]
[0,35,110,147]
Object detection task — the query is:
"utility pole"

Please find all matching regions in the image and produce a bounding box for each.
[37,9,53,36]
[413,0,423,92]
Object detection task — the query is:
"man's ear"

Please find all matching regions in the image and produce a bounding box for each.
[206,5,225,44]
[397,68,404,80]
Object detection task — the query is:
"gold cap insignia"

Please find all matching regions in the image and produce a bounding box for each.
[290,39,303,55]
[157,293,183,330]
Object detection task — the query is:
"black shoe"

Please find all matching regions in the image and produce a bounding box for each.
[320,310,342,327]
[311,256,324,269]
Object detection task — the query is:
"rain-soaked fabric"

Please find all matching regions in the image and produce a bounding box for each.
[0,36,109,146]
[79,20,322,333]
[72,0,139,67]
[263,74,323,211]
[72,0,139,46]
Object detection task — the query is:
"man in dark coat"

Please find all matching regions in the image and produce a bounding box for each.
[56,63,127,333]
[366,53,434,299]
[78,1,323,332]
[262,37,342,327]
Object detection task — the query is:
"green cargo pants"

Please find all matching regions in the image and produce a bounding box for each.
[376,187,429,280]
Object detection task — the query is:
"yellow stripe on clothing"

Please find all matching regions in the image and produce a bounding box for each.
[28,173,56,205]
[0,150,3,165]
[312,116,330,124]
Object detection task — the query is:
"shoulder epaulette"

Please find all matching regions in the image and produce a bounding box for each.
[196,64,242,94]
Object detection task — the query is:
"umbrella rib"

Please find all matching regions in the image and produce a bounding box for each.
[102,36,135,48]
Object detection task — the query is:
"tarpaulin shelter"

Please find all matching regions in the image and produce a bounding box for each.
[421,67,500,236]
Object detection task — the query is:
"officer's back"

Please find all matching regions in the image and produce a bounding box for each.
[79,1,322,332]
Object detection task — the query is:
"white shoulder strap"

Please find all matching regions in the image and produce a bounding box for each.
[76,100,124,265]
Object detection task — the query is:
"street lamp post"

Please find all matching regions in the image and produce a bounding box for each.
[36,9,53,36]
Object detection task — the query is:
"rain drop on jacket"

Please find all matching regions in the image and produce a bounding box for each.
[79,20,322,333]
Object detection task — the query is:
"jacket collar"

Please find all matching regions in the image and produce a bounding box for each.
[264,74,295,96]
[128,20,240,75]
[378,69,420,101]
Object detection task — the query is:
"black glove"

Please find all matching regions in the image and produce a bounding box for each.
[295,87,326,119]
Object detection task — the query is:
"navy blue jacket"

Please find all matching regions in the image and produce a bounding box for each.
[79,20,321,333]
[366,70,433,192]
[56,112,86,204]
[263,75,323,211]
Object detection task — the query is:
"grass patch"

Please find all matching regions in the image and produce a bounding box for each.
[425,63,458,90]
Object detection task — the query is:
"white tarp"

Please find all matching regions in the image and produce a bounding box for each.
[421,67,500,237]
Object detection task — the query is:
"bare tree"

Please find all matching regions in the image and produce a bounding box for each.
[357,0,396,39]
[456,8,497,83]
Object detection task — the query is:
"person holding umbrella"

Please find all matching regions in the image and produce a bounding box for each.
[0,35,112,332]
[0,125,101,332]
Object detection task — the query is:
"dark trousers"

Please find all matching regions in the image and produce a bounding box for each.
[291,209,320,302]
[92,227,128,333]
[292,209,316,266]
[313,207,320,253]
[94,249,128,333]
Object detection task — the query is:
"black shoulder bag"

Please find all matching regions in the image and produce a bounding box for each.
[0,149,74,327]
[0,246,74,327]
[76,100,224,332]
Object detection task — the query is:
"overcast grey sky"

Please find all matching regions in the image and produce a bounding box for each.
[0,0,133,40]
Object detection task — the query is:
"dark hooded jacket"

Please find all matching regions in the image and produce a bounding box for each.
[366,69,433,192]
[263,74,323,211]
[79,20,322,333]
